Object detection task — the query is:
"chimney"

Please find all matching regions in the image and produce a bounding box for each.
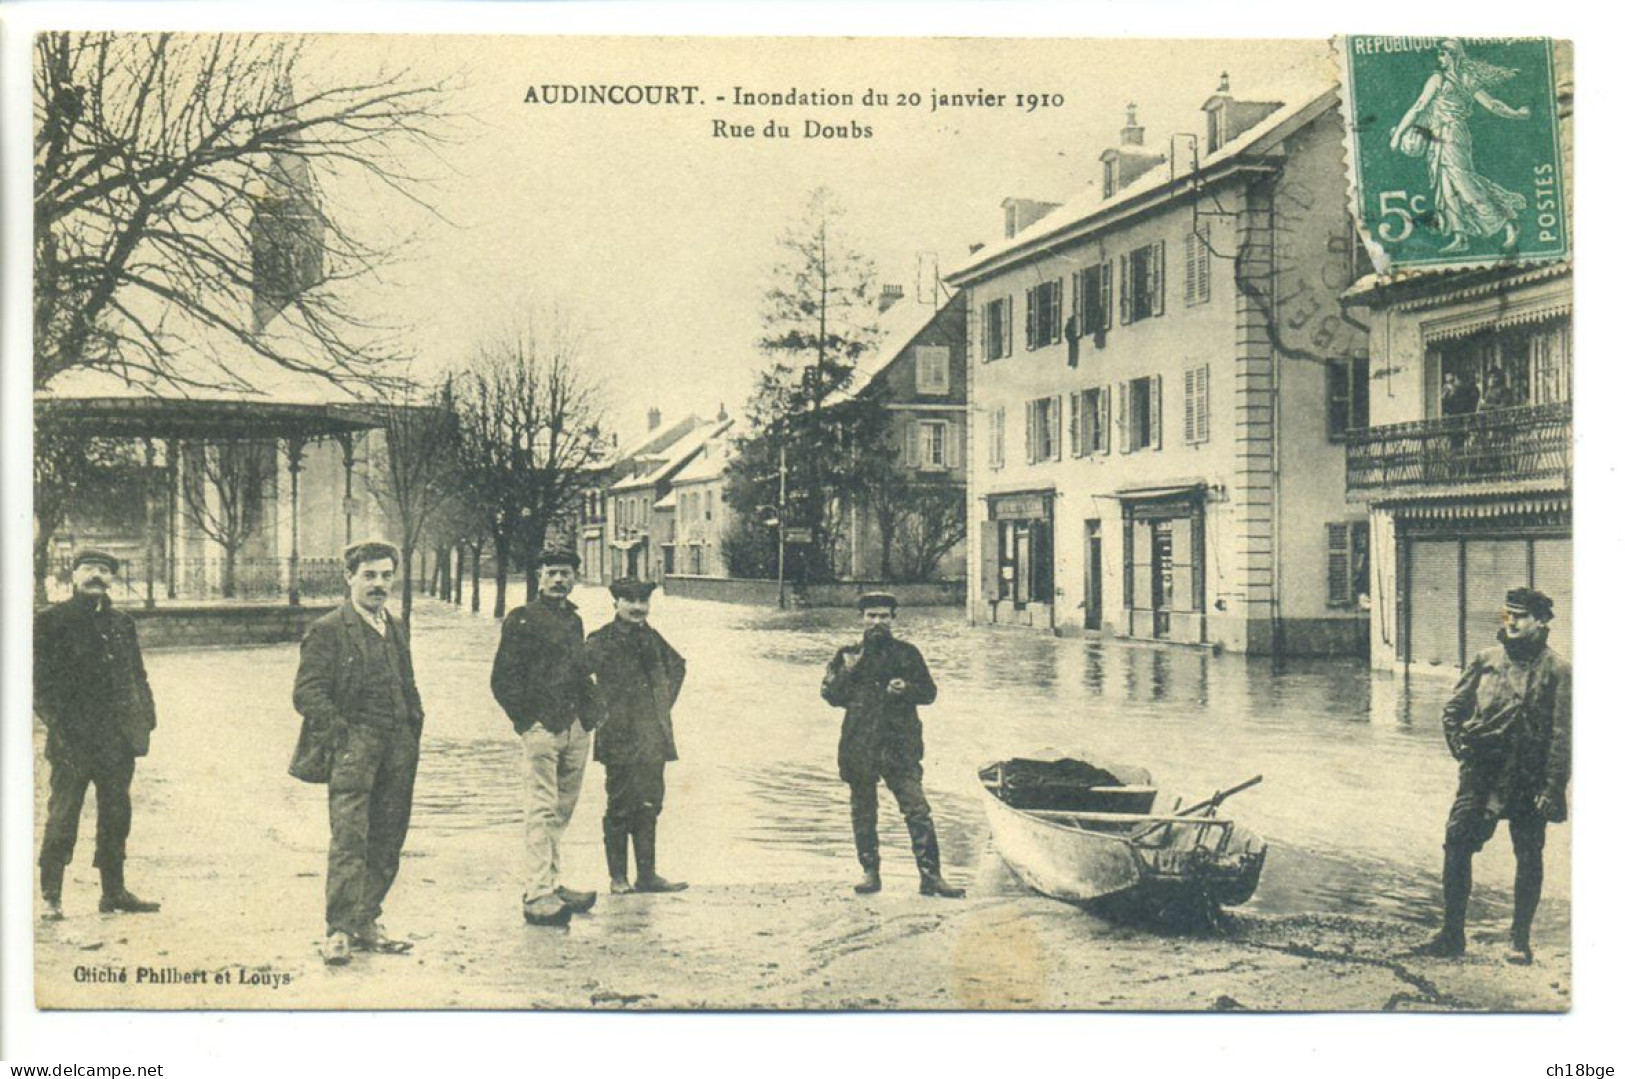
[1100,102,1167,198]
[879,283,906,314]
[717,402,729,421]
[1000,198,1063,239]
[647,407,662,432]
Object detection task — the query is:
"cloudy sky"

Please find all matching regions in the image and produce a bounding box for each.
[305,35,1334,440]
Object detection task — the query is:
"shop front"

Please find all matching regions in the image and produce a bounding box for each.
[979,490,1055,629]
[1119,487,1207,646]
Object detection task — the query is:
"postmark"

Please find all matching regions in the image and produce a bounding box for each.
[1338,36,1568,272]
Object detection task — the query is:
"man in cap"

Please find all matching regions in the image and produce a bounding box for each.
[1416,586,1571,963]
[34,548,160,920]
[821,592,963,898]
[491,547,598,926]
[586,578,688,894]
[293,539,425,965]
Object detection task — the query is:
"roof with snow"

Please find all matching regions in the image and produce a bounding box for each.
[829,291,959,404]
[610,416,734,493]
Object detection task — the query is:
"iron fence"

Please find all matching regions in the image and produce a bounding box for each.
[1345,402,1571,494]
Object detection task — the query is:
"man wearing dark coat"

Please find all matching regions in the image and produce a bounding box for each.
[821,592,963,898]
[1416,586,1571,963]
[293,540,424,965]
[490,549,599,926]
[585,578,688,895]
[34,549,161,920]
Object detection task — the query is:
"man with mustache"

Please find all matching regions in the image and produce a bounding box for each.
[293,539,424,965]
[491,548,598,927]
[821,592,963,898]
[586,578,687,895]
[34,548,160,920]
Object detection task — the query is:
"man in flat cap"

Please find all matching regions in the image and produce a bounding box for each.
[293,539,424,965]
[491,547,598,926]
[1416,586,1571,963]
[821,592,963,898]
[34,548,160,920]
[586,578,688,894]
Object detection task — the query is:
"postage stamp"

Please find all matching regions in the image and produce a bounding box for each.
[1339,36,1568,272]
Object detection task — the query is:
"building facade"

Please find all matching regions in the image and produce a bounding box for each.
[665,430,735,577]
[949,83,1371,655]
[606,413,733,583]
[842,290,970,583]
[577,410,708,583]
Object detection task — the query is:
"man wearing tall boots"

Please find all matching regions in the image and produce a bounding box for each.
[491,549,598,926]
[293,540,425,965]
[586,578,687,895]
[1416,587,1571,963]
[35,549,161,920]
[821,592,963,899]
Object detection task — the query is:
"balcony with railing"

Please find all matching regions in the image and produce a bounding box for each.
[1345,402,1571,496]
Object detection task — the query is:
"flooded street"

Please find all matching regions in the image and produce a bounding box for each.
[31,587,1569,1011]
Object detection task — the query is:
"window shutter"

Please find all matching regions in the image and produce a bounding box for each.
[1149,374,1162,450]
[1002,298,1013,358]
[1184,367,1197,444]
[1050,395,1064,460]
[1068,392,1080,457]
[1196,226,1211,303]
[1196,364,1209,444]
[980,520,1002,602]
[1102,261,1113,331]
[1152,240,1166,317]
[1327,522,1351,607]
[1185,231,1199,306]
[1117,381,1130,454]
[905,420,920,468]
[1025,399,1037,464]
[1025,287,1036,350]
[1327,359,1351,439]
[1098,388,1111,454]
[1118,255,1131,325]
[968,300,982,363]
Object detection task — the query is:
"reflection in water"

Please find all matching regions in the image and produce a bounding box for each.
[397,589,1564,928]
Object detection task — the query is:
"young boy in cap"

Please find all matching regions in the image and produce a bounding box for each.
[1416,586,1571,963]
[490,547,599,926]
[34,548,160,919]
[821,592,963,898]
[586,578,688,894]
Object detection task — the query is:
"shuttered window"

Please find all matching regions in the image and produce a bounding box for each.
[1183,363,1210,445]
[1121,241,1166,324]
[1070,388,1108,456]
[983,297,1013,360]
[988,406,1005,469]
[1327,520,1371,607]
[915,346,950,395]
[1025,396,1062,463]
[1184,225,1212,306]
[1122,375,1162,452]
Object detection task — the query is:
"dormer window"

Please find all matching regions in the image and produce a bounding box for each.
[1004,203,1019,238]
[1103,158,1118,199]
[1206,103,1226,154]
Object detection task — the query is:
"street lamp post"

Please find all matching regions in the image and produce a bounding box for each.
[776,440,787,610]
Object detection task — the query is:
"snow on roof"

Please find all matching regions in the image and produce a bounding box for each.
[611,413,707,467]
[669,433,733,486]
[947,83,1338,285]
[831,292,957,403]
[609,415,734,492]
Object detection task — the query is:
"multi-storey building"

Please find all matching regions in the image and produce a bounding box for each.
[664,427,735,577]
[606,412,733,583]
[839,289,970,582]
[1343,74,1573,673]
[947,80,1371,655]
[576,410,707,583]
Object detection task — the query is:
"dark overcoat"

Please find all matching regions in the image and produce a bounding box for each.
[291,602,424,781]
[821,634,937,784]
[1441,630,1572,817]
[490,596,594,735]
[34,594,157,765]
[585,618,686,765]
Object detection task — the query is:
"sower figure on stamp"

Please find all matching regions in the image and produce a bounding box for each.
[1416,587,1571,963]
[586,578,688,895]
[490,548,598,927]
[292,540,424,966]
[821,592,963,899]
[34,549,161,920]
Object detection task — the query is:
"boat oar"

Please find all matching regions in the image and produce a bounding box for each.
[1129,775,1263,842]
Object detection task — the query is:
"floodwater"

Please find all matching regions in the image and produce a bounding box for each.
[392,586,1567,931]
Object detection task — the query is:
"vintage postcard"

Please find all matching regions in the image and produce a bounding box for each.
[21,29,1575,1015]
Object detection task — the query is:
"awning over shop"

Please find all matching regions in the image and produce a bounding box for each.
[1105,480,1209,501]
[1388,491,1570,521]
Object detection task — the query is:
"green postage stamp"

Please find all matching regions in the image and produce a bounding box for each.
[1339,36,1568,272]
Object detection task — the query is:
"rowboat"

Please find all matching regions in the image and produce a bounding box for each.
[979,756,1267,924]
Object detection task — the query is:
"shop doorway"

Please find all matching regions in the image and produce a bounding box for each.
[1084,519,1103,631]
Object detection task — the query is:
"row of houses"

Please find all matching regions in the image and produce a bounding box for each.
[944,73,1572,669]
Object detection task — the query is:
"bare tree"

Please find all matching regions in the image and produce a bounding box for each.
[179,443,274,598]
[454,315,611,616]
[33,31,456,392]
[32,424,147,602]
[363,375,461,629]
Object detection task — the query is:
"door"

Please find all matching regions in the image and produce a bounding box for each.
[1151,520,1175,639]
[1085,520,1103,631]
[1408,540,1461,668]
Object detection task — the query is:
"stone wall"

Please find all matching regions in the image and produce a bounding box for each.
[662,576,965,609]
[128,604,336,650]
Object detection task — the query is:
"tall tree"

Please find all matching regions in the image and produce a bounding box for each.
[179,443,274,598]
[363,374,462,629]
[454,315,611,616]
[32,425,147,602]
[33,31,455,392]
[724,188,879,581]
